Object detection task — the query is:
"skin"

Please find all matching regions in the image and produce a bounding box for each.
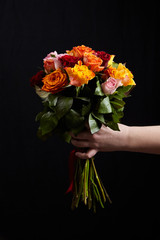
[70,124,160,159]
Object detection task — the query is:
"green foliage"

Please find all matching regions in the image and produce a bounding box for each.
[35,77,134,141]
[98,96,112,114]
[94,77,104,96]
[89,113,101,134]
[39,111,58,135]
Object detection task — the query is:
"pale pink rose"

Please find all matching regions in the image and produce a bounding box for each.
[43,51,68,74]
[101,77,122,95]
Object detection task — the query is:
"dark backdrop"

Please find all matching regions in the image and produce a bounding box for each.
[0,0,160,239]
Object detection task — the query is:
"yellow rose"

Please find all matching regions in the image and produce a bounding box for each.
[107,63,136,86]
[65,61,95,86]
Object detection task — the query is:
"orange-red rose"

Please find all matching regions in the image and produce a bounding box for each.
[83,52,104,72]
[67,45,93,58]
[41,68,68,94]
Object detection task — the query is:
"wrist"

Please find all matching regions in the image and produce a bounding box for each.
[118,124,131,152]
[124,126,141,153]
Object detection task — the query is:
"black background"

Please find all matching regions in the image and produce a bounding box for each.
[0,0,160,239]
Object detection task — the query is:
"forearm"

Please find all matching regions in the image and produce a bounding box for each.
[126,126,160,154]
[71,124,160,159]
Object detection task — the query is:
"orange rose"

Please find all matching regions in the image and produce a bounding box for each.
[83,52,104,72]
[67,45,94,58]
[41,68,68,94]
[107,63,136,86]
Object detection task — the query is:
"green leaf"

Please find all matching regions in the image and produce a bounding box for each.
[116,85,133,97]
[98,97,112,114]
[35,111,45,122]
[110,99,125,109]
[37,129,53,141]
[56,96,73,119]
[59,131,71,143]
[81,102,91,116]
[89,113,101,134]
[76,86,81,97]
[39,111,58,135]
[112,62,118,69]
[106,121,120,131]
[80,85,92,98]
[112,108,120,123]
[94,79,104,96]
[117,110,124,119]
[92,112,106,125]
[75,96,90,102]
[35,85,50,99]
[48,94,59,108]
[65,109,84,131]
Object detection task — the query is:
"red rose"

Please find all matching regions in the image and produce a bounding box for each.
[30,70,45,87]
[59,55,81,68]
[93,51,111,67]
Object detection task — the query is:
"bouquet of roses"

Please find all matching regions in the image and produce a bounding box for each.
[30,45,136,212]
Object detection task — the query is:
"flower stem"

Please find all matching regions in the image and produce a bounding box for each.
[91,158,106,203]
[84,159,89,205]
[70,157,112,212]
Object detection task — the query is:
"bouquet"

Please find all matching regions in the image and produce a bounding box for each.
[30,45,136,212]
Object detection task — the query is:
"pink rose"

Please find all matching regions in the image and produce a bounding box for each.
[43,51,68,74]
[101,77,122,95]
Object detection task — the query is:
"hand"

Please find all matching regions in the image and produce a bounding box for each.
[70,123,129,159]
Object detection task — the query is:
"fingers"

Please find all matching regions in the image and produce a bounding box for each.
[75,148,98,159]
[71,138,90,148]
[70,130,92,140]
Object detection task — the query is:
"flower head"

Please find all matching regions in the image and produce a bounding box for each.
[41,68,68,94]
[65,61,95,87]
[101,77,122,95]
[67,45,93,58]
[107,63,136,86]
[93,51,111,67]
[83,52,104,72]
[59,55,81,68]
[30,70,45,87]
[43,51,68,74]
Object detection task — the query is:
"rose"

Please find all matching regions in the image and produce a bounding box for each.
[43,51,68,74]
[41,68,68,94]
[101,77,122,95]
[93,51,111,67]
[83,52,104,72]
[65,61,95,87]
[67,45,93,58]
[59,55,81,67]
[30,70,45,87]
[107,63,136,86]
[43,51,59,74]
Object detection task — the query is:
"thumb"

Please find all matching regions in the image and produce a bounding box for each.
[75,148,98,159]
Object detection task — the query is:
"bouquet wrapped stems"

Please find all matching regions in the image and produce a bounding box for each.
[71,157,112,212]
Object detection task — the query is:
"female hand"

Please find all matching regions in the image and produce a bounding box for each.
[71,123,160,158]
[70,123,129,159]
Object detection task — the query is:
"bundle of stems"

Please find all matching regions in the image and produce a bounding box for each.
[71,158,112,212]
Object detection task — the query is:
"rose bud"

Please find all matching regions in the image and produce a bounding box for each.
[101,77,122,95]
